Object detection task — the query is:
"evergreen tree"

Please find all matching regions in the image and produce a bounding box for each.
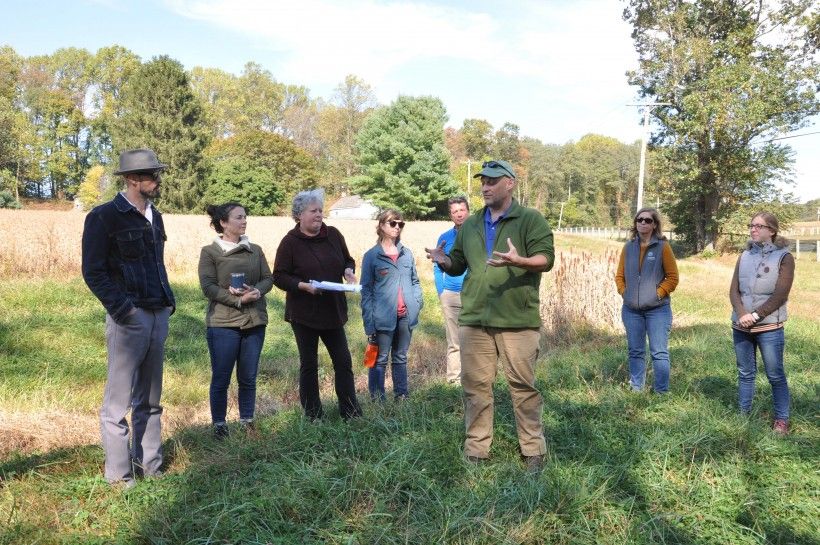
[112,55,210,212]
[352,95,457,219]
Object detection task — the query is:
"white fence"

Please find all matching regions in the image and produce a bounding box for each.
[554,227,675,240]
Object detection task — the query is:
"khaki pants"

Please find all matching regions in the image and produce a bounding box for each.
[439,290,462,382]
[459,325,546,458]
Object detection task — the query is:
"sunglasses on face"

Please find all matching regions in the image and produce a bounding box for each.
[138,171,162,182]
[387,220,405,229]
[482,160,515,179]
[748,223,771,230]
[635,217,654,224]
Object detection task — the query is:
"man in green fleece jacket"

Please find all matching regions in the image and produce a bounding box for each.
[426,159,554,473]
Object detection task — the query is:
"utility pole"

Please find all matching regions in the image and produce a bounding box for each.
[466,159,472,198]
[558,180,572,230]
[628,102,670,212]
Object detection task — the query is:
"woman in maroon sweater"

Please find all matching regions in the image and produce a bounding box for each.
[273,189,362,420]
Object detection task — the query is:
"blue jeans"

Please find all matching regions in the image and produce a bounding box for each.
[206,325,266,423]
[733,327,789,420]
[622,303,672,392]
[368,315,411,400]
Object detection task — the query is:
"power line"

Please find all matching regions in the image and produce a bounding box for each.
[767,130,820,142]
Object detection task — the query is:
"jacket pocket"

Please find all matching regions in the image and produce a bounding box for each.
[115,229,146,260]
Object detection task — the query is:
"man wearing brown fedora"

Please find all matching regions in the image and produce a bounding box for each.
[81,148,176,488]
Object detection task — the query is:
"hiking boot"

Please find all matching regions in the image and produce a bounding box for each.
[523,454,545,474]
[772,419,789,436]
[240,419,258,438]
[213,423,230,440]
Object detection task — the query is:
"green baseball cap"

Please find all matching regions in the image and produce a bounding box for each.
[474,160,516,179]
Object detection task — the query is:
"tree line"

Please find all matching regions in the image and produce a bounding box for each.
[1,0,817,250]
[0,43,651,227]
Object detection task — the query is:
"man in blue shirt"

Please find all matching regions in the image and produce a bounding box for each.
[433,196,469,383]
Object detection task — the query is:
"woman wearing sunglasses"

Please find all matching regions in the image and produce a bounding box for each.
[729,211,794,435]
[360,209,423,401]
[615,207,679,393]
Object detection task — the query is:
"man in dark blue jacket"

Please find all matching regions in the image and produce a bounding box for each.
[82,148,175,488]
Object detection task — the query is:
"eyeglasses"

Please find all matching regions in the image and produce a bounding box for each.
[635,217,654,224]
[482,160,515,179]
[748,223,771,230]
[387,220,405,229]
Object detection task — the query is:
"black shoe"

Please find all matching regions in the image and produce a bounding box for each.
[213,423,229,440]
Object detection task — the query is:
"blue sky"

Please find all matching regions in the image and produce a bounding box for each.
[4,0,818,201]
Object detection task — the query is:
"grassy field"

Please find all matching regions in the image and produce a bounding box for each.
[0,210,818,544]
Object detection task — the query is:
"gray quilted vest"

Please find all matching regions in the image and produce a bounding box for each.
[731,241,789,325]
[623,236,669,311]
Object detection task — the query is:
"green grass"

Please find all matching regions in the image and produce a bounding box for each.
[0,256,818,544]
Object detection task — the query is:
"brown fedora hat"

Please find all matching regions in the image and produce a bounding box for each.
[113,148,168,175]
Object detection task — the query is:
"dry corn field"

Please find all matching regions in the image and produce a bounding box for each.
[1,209,624,332]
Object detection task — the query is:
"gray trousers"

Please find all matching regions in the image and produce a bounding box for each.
[101,307,170,482]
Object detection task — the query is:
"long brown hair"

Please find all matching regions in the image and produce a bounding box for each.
[376,209,404,243]
[629,207,666,240]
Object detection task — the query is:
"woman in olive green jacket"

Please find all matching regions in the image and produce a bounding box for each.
[198,202,273,439]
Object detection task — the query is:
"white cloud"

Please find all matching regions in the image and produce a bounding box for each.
[166,0,636,91]
[167,0,503,84]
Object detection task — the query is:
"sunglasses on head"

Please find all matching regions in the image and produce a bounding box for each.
[387,220,405,229]
[482,160,515,178]
[635,217,654,224]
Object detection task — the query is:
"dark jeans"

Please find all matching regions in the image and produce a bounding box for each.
[368,315,411,401]
[206,325,266,423]
[291,322,362,419]
[733,327,790,420]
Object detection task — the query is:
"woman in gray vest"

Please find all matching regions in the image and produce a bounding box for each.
[729,211,794,435]
[615,208,679,393]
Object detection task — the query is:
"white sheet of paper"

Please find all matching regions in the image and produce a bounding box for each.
[310,280,362,293]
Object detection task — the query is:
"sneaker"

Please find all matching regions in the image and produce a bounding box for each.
[523,454,545,474]
[772,419,789,436]
[213,423,229,440]
[466,455,488,464]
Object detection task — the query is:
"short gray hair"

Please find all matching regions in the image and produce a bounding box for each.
[291,188,325,221]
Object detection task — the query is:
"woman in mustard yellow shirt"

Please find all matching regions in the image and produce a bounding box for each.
[615,208,679,393]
